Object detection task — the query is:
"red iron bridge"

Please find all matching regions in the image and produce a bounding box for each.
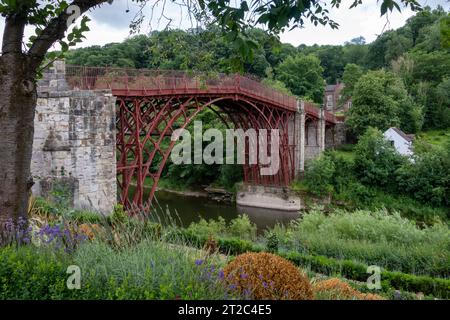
[65,65,338,212]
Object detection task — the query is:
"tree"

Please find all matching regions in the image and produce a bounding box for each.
[342,40,368,66]
[0,0,422,234]
[314,45,346,83]
[340,63,363,102]
[346,70,421,136]
[275,54,325,103]
[346,36,366,45]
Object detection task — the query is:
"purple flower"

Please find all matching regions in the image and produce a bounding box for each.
[195,259,204,266]
[240,273,248,279]
[218,270,225,279]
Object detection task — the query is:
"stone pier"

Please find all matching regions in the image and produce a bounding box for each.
[31,61,117,214]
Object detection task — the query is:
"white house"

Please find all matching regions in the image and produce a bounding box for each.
[383,127,414,157]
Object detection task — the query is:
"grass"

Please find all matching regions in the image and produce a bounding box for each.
[415,129,450,149]
[332,144,356,162]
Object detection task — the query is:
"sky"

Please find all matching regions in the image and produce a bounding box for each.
[0,0,448,50]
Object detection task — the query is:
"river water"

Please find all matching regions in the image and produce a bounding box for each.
[150,190,301,233]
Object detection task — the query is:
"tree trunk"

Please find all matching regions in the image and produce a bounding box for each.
[0,53,37,237]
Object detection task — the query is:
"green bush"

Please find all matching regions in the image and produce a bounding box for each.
[228,215,257,240]
[65,210,104,224]
[33,196,61,216]
[353,127,406,189]
[266,232,279,253]
[186,215,257,241]
[396,146,450,207]
[0,246,75,300]
[186,217,227,238]
[304,154,336,196]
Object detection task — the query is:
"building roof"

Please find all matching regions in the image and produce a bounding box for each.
[390,127,415,142]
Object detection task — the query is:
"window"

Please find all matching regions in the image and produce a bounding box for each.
[390,140,395,146]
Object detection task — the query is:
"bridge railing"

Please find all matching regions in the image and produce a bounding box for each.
[304,101,337,124]
[304,101,320,118]
[65,65,297,111]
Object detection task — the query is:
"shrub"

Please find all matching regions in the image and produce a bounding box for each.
[223,252,314,300]
[110,204,128,224]
[67,210,104,224]
[266,232,279,253]
[353,127,406,189]
[313,278,384,300]
[186,217,227,239]
[217,237,256,254]
[336,181,376,206]
[186,215,257,241]
[396,146,450,207]
[228,215,257,241]
[313,278,360,300]
[0,246,75,300]
[32,196,61,216]
[304,154,335,196]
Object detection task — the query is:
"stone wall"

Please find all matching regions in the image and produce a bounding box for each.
[334,121,347,146]
[31,61,117,214]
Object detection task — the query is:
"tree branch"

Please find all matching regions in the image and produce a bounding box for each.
[2,14,26,55]
[28,0,110,70]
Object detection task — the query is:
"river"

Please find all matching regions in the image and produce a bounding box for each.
[150,190,301,233]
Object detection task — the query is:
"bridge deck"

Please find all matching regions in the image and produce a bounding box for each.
[65,65,336,123]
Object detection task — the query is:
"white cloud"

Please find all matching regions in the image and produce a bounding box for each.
[280,0,449,45]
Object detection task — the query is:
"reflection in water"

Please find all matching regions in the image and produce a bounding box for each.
[237,205,301,231]
[150,190,300,233]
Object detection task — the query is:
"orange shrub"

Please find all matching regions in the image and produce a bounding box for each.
[358,293,385,300]
[223,252,313,300]
[313,278,384,300]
